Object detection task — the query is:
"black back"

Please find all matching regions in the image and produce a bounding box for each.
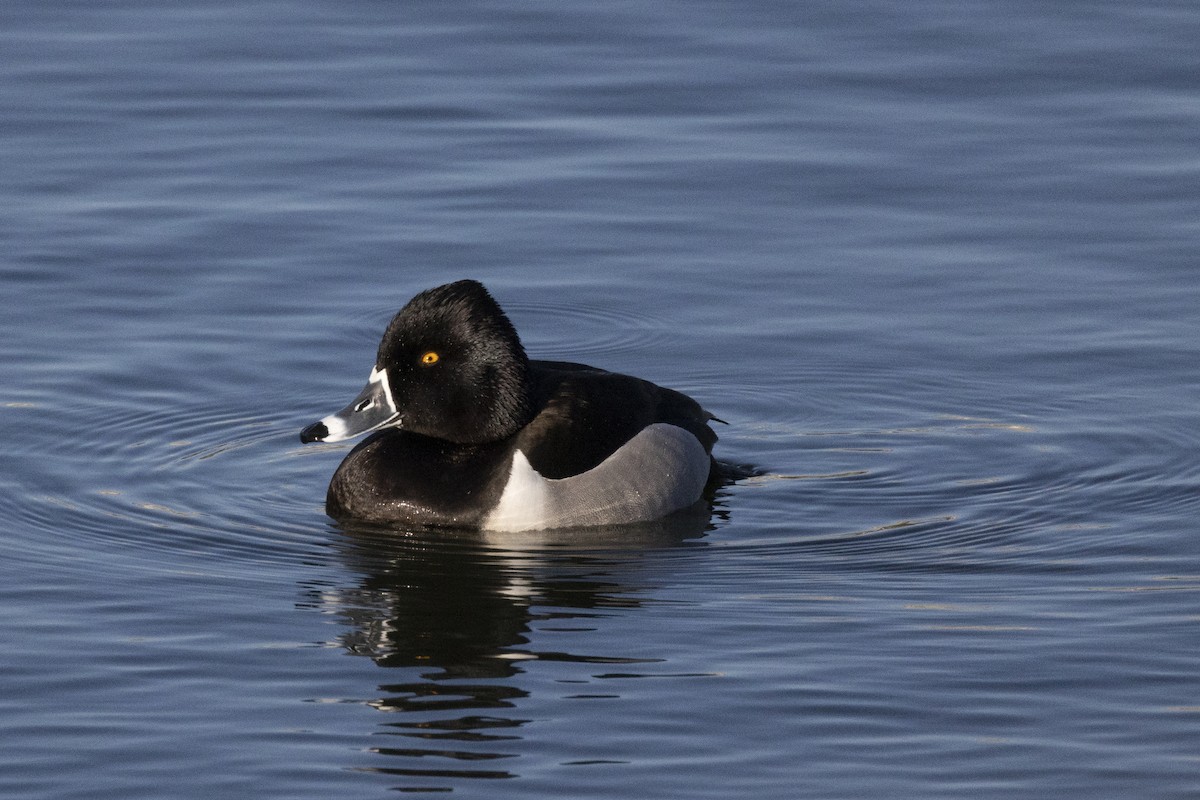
[516,361,717,480]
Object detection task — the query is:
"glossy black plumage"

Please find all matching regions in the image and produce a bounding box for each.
[303,280,719,529]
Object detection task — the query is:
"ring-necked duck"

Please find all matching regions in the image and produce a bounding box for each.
[300,280,720,531]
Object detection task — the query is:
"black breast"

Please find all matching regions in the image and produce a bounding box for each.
[325,429,514,527]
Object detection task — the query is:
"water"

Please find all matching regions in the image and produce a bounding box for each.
[3,1,1199,797]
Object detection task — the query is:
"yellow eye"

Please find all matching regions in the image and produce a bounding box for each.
[420,351,440,366]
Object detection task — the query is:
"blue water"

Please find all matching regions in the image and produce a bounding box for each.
[3,1,1199,797]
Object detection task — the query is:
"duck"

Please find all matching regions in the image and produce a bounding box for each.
[300,279,720,531]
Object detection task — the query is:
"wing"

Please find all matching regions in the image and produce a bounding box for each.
[516,361,717,480]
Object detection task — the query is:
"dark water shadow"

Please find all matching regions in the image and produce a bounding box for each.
[300,500,721,790]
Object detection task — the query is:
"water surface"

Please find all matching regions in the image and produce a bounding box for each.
[3,1,1199,797]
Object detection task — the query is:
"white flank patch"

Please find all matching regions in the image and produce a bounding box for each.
[483,450,549,531]
[483,423,709,532]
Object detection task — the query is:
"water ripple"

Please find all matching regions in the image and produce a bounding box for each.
[1,392,326,583]
[505,299,671,359]
[705,403,1200,576]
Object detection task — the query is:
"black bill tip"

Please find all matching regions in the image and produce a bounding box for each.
[299,421,329,444]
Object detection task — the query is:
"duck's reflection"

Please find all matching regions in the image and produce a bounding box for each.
[304,502,717,790]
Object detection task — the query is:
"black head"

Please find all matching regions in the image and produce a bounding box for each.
[300,280,533,446]
[373,279,532,443]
